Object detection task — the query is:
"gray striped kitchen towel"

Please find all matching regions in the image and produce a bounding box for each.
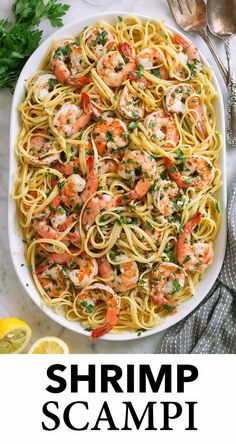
[158,176,236,354]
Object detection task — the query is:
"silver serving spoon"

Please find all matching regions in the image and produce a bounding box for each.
[207,0,236,145]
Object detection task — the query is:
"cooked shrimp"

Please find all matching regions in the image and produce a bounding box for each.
[173,33,201,76]
[38,264,69,298]
[145,109,179,146]
[166,83,207,138]
[32,194,61,222]
[98,159,118,175]
[36,251,72,275]
[50,40,90,86]
[96,42,136,87]
[34,73,57,101]
[118,85,145,120]
[93,117,128,158]
[85,27,116,58]
[98,254,139,293]
[61,158,98,208]
[150,263,185,309]
[34,219,60,240]
[166,83,194,113]
[53,159,80,176]
[188,96,208,139]
[53,101,91,138]
[82,194,116,230]
[82,91,103,119]
[36,251,97,288]
[61,174,86,207]
[68,253,98,287]
[152,180,179,217]
[78,283,120,338]
[137,47,169,79]
[79,156,99,203]
[34,208,81,246]
[118,150,158,201]
[29,131,60,165]
[165,156,215,190]
[127,71,152,90]
[50,207,72,231]
[177,212,213,272]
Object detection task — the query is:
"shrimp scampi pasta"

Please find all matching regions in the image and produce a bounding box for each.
[13,16,222,338]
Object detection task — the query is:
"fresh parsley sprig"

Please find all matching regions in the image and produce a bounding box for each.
[0,0,70,90]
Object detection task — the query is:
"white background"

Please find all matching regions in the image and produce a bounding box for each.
[0,354,235,443]
[1,0,236,353]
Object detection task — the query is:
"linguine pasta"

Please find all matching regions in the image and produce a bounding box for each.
[13,16,222,338]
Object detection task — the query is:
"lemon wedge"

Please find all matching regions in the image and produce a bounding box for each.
[0,318,32,354]
[28,336,70,354]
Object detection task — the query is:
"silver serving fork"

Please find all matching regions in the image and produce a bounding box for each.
[167,0,228,83]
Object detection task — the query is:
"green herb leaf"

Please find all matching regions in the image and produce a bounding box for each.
[151,68,161,78]
[162,304,176,313]
[128,121,138,130]
[0,0,70,90]
[12,0,70,28]
[183,255,192,264]
[137,64,144,79]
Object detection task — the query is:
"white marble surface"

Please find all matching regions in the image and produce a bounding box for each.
[0,0,236,353]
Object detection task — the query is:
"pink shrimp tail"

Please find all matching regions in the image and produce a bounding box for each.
[127,71,138,81]
[51,178,58,188]
[116,196,123,205]
[35,261,49,275]
[188,97,208,140]
[165,158,173,170]
[165,158,191,188]
[185,212,202,232]
[127,70,151,85]
[50,252,72,264]
[117,41,132,58]
[35,251,72,275]
[173,33,189,48]
[59,214,75,231]
[51,195,61,209]
[82,92,90,113]
[67,75,90,87]
[86,156,94,170]
[90,307,119,339]
[152,292,177,313]
[90,323,113,339]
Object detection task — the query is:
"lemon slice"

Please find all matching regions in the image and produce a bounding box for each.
[0,318,32,354]
[28,336,70,354]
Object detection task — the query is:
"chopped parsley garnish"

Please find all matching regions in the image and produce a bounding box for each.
[183,255,192,264]
[162,304,176,313]
[137,64,144,79]
[172,279,182,294]
[176,149,184,158]
[47,77,57,89]
[105,131,114,142]
[151,68,161,78]
[97,29,108,46]
[128,121,138,130]
[184,178,193,184]
[187,58,199,77]
[145,220,153,230]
